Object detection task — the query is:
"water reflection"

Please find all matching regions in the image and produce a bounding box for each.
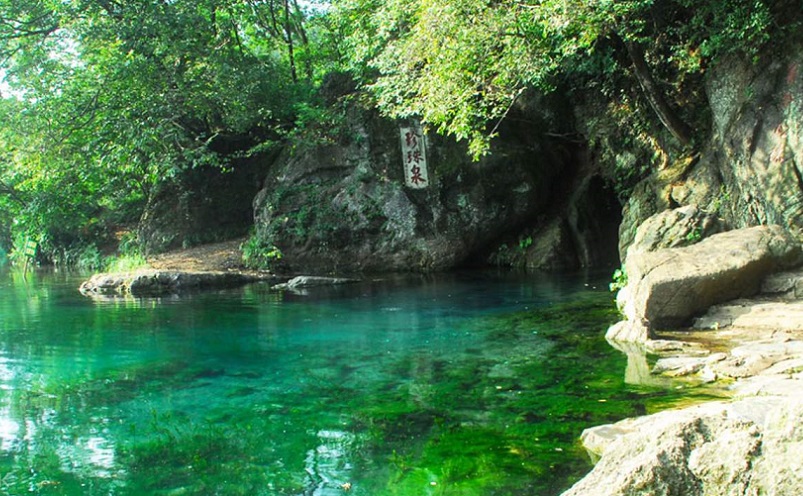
[304,430,357,495]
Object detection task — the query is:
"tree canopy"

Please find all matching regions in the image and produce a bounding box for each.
[332,0,788,155]
[0,0,332,261]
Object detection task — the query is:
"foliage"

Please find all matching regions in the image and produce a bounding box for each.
[609,267,628,293]
[685,227,703,244]
[241,233,284,270]
[0,0,796,259]
[0,0,338,262]
[331,0,784,157]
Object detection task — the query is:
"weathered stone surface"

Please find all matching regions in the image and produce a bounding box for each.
[617,44,803,260]
[614,225,801,340]
[564,397,803,496]
[79,270,271,296]
[695,301,803,332]
[573,264,803,496]
[605,319,650,343]
[272,275,359,290]
[252,97,621,274]
[627,205,723,256]
[138,155,270,255]
[252,104,566,273]
[761,268,803,297]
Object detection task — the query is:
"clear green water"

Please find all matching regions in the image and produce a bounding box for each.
[0,269,695,495]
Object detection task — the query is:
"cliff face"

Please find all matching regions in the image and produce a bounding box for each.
[250,97,621,274]
[134,44,802,275]
[618,44,803,259]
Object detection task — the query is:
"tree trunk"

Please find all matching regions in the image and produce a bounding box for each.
[624,39,693,147]
[283,0,297,83]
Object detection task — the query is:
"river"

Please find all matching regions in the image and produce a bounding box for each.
[0,268,689,495]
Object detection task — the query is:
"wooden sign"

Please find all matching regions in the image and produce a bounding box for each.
[400,124,429,189]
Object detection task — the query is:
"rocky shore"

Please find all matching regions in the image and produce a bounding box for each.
[561,210,803,495]
[78,269,277,297]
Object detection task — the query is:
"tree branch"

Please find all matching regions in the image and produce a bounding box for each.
[623,39,693,146]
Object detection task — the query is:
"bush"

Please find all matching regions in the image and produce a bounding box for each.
[241,234,283,271]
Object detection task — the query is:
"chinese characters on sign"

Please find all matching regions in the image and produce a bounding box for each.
[400,124,429,189]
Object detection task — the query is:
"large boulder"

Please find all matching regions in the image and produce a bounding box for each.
[251,100,580,273]
[610,225,801,341]
[562,396,803,496]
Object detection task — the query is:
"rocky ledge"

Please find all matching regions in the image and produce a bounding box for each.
[79,270,276,297]
[561,210,803,495]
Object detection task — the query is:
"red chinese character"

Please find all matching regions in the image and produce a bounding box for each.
[405,131,419,148]
[407,150,422,164]
[410,165,426,185]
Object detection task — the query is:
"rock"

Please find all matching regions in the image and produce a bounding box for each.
[618,180,666,263]
[695,300,803,332]
[250,96,621,273]
[615,45,803,260]
[487,173,622,271]
[522,219,579,271]
[272,275,359,290]
[651,356,708,376]
[138,155,270,255]
[749,398,803,495]
[563,397,803,496]
[626,204,724,256]
[79,270,270,297]
[604,320,650,343]
[761,268,803,297]
[612,225,801,341]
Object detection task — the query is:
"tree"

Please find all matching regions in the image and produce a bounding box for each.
[331,0,779,156]
[0,0,327,259]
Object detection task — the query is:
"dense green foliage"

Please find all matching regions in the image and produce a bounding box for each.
[0,0,331,262]
[333,0,796,156]
[1,0,799,262]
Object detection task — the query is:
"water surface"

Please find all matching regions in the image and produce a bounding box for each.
[0,269,689,495]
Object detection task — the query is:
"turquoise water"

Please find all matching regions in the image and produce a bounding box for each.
[0,269,685,495]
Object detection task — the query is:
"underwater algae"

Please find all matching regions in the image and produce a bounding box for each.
[0,274,720,495]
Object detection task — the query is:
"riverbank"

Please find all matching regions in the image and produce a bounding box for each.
[561,221,803,494]
[78,239,280,296]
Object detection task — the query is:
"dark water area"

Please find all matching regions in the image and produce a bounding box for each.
[0,268,697,495]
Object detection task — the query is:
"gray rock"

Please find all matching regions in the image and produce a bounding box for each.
[651,356,708,376]
[250,99,610,273]
[272,275,359,290]
[627,205,723,256]
[79,270,269,296]
[761,268,803,297]
[563,397,803,496]
[613,225,801,341]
